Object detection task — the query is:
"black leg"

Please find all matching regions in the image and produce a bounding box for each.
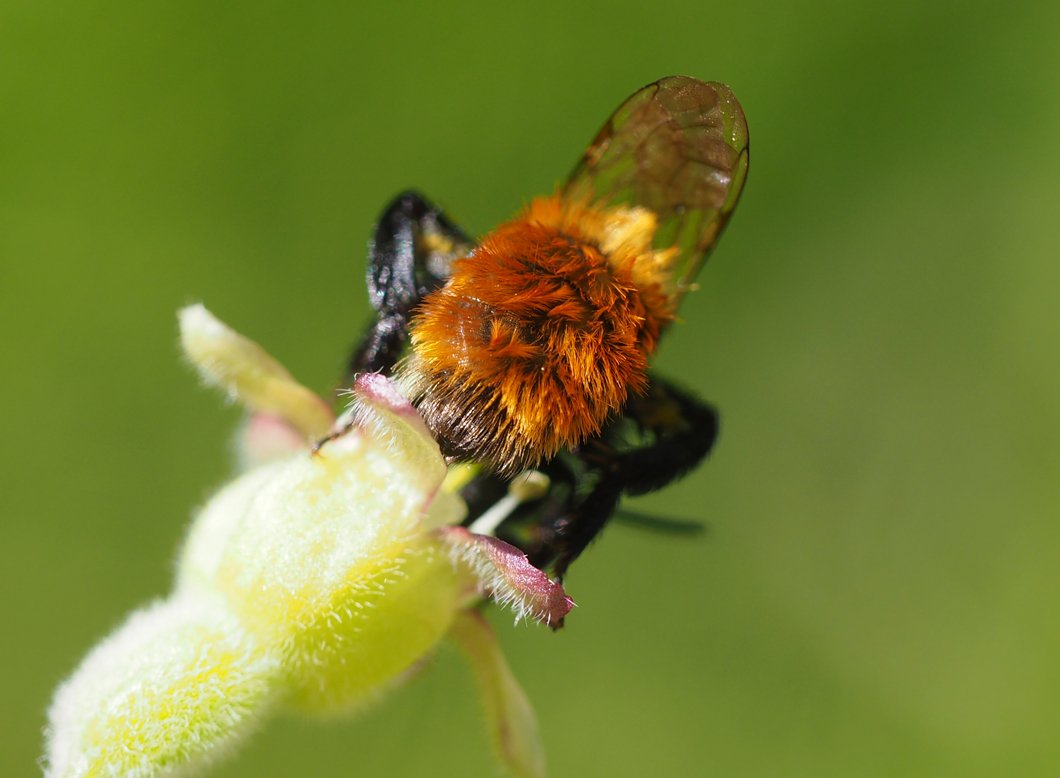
[544,377,719,578]
[348,190,473,377]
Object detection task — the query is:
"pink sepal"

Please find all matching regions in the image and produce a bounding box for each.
[352,373,431,436]
[439,527,574,629]
[238,412,309,466]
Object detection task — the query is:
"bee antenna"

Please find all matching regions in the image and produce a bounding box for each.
[612,508,707,536]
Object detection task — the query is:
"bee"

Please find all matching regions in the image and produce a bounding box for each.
[342,76,748,580]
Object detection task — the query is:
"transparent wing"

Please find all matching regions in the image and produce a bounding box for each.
[562,76,749,300]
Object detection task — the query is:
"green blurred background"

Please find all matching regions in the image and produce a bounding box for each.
[3,2,1058,776]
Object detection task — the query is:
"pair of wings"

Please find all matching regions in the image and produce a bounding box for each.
[562,76,750,303]
[426,77,749,309]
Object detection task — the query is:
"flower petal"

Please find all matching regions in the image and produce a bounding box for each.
[179,304,334,439]
[439,526,574,628]
[449,610,546,778]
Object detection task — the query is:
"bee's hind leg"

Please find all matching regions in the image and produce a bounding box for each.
[546,377,719,579]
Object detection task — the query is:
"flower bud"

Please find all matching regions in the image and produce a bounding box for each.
[43,596,280,778]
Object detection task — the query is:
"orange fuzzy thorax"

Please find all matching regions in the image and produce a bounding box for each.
[399,195,677,475]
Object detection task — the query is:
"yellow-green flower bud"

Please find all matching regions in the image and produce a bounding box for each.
[177,379,469,714]
[44,596,280,778]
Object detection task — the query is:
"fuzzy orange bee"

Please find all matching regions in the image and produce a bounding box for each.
[403,196,675,473]
[342,76,749,577]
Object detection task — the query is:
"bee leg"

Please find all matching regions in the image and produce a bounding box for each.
[549,378,719,579]
[348,190,473,377]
